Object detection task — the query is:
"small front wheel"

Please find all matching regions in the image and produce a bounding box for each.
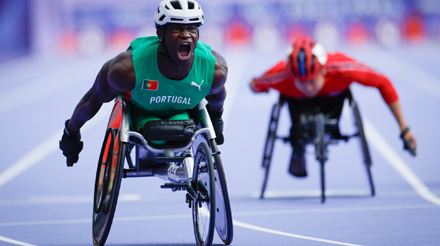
[192,141,216,246]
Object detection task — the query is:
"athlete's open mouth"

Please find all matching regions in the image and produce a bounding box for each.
[177,42,192,60]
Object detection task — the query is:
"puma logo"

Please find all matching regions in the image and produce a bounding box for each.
[190,80,204,91]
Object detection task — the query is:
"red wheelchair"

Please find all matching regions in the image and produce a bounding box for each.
[92,96,233,246]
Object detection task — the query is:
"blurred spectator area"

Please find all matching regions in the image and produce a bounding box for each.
[0,0,30,62]
[1,0,440,60]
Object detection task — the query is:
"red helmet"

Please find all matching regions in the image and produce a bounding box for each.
[287,36,327,82]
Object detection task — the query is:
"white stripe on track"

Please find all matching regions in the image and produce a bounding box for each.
[28,194,141,204]
[0,214,191,227]
[363,118,440,206]
[0,235,37,246]
[0,110,109,189]
[232,204,436,217]
[341,101,440,206]
[233,220,364,246]
[1,203,435,227]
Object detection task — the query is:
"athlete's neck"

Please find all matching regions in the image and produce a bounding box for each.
[157,43,194,81]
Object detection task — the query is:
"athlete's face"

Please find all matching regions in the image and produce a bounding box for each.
[294,69,326,97]
[159,23,199,65]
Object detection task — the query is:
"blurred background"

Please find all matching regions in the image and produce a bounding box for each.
[1,1,440,245]
[1,0,440,62]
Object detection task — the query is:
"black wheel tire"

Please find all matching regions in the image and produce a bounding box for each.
[92,128,125,246]
[192,141,216,246]
[261,126,277,199]
[353,104,375,196]
[213,154,234,245]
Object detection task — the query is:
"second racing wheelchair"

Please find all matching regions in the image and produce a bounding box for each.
[92,96,233,246]
[260,89,375,203]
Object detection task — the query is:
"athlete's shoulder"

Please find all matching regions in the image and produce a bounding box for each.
[325,52,367,74]
[211,49,228,86]
[129,36,160,54]
[211,50,227,70]
[195,40,216,62]
[108,50,136,92]
[326,52,356,63]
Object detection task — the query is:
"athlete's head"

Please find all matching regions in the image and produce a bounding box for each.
[287,36,328,97]
[154,0,204,28]
[155,0,204,64]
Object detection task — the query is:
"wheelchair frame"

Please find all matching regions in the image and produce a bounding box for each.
[92,96,233,246]
[260,89,375,203]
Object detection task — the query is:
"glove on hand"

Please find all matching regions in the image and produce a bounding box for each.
[206,105,224,145]
[400,127,416,156]
[59,120,83,166]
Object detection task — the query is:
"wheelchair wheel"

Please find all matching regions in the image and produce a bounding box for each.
[352,100,375,196]
[192,141,216,246]
[92,128,125,246]
[211,141,233,245]
[260,99,283,198]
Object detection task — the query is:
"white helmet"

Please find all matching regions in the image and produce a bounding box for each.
[155,0,204,27]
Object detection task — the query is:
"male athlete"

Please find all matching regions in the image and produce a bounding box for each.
[59,0,227,167]
[250,36,417,177]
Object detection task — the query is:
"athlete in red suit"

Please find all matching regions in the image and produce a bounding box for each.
[250,36,417,177]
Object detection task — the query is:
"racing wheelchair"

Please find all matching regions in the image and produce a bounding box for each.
[260,89,375,203]
[92,96,233,246]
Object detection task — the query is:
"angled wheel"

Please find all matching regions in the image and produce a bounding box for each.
[260,97,284,198]
[192,141,216,246]
[92,128,125,246]
[93,97,126,246]
[210,140,233,245]
[351,100,375,196]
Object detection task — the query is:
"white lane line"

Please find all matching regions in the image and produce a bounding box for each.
[255,189,371,198]
[0,219,90,227]
[363,118,440,206]
[233,220,364,246]
[0,235,37,246]
[28,194,141,204]
[1,203,436,227]
[254,189,440,199]
[232,204,436,217]
[0,130,63,188]
[0,214,190,227]
[341,101,440,206]
[0,109,109,189]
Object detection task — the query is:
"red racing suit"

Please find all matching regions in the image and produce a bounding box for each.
[252,52,398,105]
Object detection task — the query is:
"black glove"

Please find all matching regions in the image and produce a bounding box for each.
[206,105,224,145]
[59,120,83,166]
[400,127,416,156]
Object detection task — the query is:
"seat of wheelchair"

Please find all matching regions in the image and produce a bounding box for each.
[284,113,352,145]
[132,119,198,149]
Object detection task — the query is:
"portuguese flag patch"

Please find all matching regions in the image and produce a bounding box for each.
[142,79,159,91]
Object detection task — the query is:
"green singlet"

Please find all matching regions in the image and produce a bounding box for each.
[123,36,216,130]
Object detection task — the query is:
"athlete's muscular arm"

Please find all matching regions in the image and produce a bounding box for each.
[343,60,417,151]
[204,50,227,145]
[67,51,136,132]
[205,50,227,112]
[388,101,417,150]
[250,61,291,93]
